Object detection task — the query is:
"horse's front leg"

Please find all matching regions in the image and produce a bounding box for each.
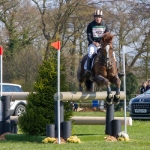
[106,82,114,105]
[112,76,121,105]
[94,75,113,105]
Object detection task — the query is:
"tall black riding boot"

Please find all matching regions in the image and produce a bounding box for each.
[85,57,92,79]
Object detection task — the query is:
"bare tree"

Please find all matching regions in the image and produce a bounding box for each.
[0,0,43,84]
[101,0,150,73]
[0,0,41,57]
[31,0,91,60]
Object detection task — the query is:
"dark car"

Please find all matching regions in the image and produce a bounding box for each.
[129,89,150,120]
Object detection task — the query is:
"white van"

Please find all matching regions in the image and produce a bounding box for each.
[0,83,27,116]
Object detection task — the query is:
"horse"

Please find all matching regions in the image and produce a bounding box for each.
[77,32,121,105]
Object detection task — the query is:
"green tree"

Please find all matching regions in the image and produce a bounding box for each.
[126,72,138,101]
[19,50,72,136]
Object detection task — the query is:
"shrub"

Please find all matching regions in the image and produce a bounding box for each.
[19,54,73,136]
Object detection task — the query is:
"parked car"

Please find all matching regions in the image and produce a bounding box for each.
[0,83,27,116]
[129,89,150,120]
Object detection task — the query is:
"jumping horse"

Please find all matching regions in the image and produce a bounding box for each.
[77,32,121,105]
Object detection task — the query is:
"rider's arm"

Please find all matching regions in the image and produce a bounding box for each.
[104,24,109,33]
[87,24,93,45]
[87,25,99,47]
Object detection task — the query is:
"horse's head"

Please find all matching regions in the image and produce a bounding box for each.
[101,32,114,47]
[98,32,114,69]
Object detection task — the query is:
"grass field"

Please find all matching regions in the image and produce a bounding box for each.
[1,111,150,150]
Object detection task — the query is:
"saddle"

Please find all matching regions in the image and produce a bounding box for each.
[84,52,99,70]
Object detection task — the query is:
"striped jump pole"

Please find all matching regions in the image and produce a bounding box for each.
[54,91,126,101]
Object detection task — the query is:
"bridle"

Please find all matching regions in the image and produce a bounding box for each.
[97,41,114,69]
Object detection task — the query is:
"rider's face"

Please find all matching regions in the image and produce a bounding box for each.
[94,16,102,24]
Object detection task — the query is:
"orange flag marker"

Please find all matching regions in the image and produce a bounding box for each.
[0,46,3,55]
[51,41,60,50]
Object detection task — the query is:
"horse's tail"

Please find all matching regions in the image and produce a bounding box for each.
[85,80,93,91]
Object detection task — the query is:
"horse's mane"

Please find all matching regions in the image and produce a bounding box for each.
[102,32,114,43]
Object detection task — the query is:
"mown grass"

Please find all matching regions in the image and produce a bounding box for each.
[0,111,150,150]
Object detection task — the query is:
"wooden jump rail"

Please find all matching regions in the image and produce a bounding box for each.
[1,91,126,101]
[2,92,32,101]
[54,91,126,101]
[71,116,132,126]
[10,116,132,126]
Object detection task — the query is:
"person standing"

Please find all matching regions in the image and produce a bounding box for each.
[146,79,150,91]
[140,81,147,94]
[73,101,78,112]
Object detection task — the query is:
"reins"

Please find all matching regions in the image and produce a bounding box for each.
[97,41,114,69]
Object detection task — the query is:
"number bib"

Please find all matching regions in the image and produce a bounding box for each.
[92,26,106,38]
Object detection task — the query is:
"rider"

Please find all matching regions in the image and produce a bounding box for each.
[85,9,124,78]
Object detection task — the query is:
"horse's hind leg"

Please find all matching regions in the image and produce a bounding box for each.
[94,75,113,105]
[85,80,93,91]
[78,71,85,92]
[79,82,83,91]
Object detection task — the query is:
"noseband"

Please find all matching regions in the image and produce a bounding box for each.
[97,42,114,69]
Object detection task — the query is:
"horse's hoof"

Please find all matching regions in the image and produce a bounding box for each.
[113,94,120,105]
[106,95,113,105]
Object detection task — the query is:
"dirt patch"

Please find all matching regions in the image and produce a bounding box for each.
[54,137,66,144]
[104,136,117,142]
[0,133,10,140]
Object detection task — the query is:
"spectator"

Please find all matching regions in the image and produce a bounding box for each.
[146,79,150,91]
[73,101,78,112]
[140,81,147,94]
[70,102,74,111]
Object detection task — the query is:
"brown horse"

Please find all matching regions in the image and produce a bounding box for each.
[77,32,121,105]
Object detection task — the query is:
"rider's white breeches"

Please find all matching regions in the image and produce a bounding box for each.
[87,44,99,58]
[87,43,116,61]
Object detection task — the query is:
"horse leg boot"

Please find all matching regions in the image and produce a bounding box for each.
[113,87,121,105]
[85,57,92,79]
[106,86,113,105]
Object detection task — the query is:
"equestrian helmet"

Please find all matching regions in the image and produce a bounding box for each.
[94,10,103,17]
